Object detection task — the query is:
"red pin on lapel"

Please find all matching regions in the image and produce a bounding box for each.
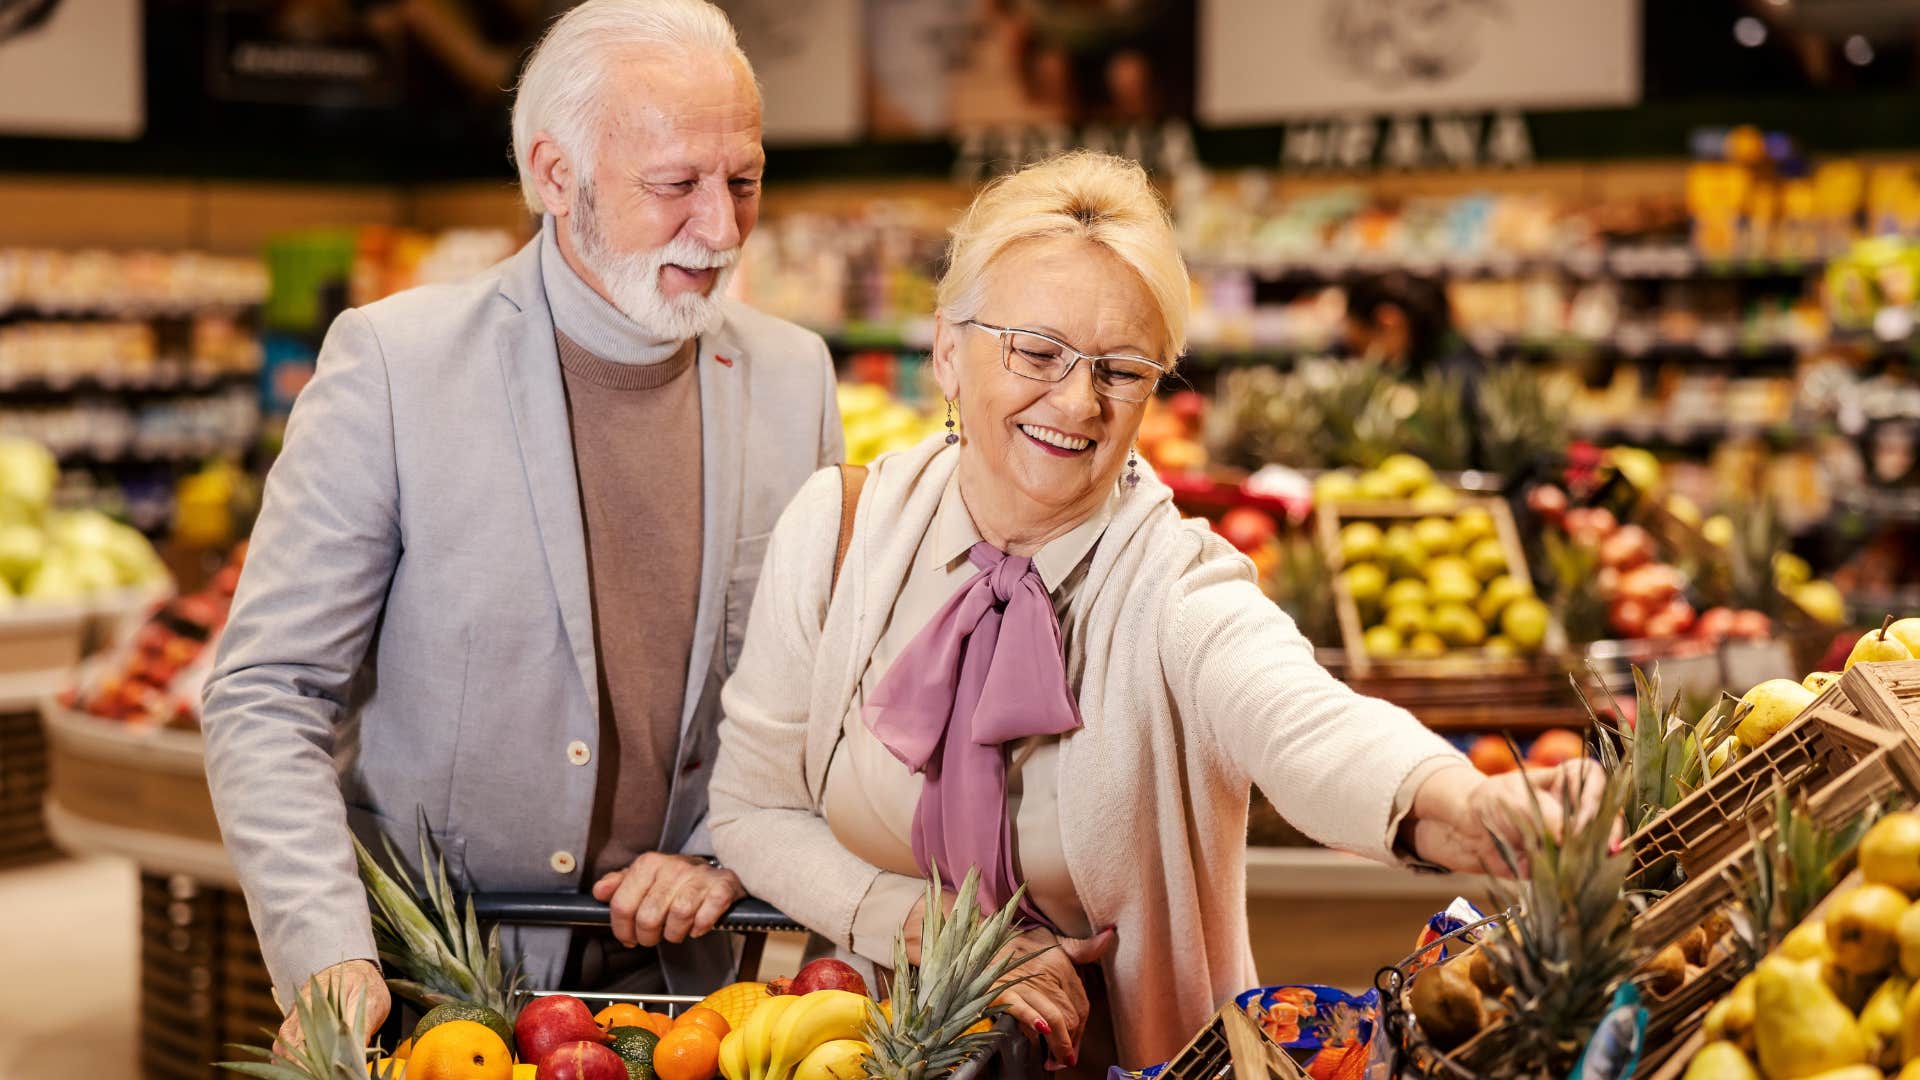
[714,354,735,368]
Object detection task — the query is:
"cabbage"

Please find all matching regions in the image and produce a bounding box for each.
[0,438,57,511]
[0,523,45,588]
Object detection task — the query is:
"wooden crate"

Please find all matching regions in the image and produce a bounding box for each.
[139,872,279,1079]
[1158,1003,1313,1080]
[1845,659,1920,748]
[1315,497,1538,677]
[1624,687,1888,907]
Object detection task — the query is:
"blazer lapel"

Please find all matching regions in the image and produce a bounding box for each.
[679,322,746,738]
[494,244,599,720]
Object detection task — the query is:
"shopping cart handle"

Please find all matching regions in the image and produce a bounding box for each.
[468,893,805,934]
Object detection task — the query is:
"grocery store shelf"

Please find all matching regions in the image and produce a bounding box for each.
[0,368,257,397]
[53,439,254,467]
[0,303,261,321]
[1186,249,1827,284]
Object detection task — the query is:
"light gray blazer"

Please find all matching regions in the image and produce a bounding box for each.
[201,234,843,1003]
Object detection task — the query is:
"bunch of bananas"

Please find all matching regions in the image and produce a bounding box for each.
[718,990,872,1080]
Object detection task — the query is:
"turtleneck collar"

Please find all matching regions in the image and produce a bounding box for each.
[540,214,687,366]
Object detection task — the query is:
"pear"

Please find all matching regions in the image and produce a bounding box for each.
[1754,954,1869,1077]
[1706,735,1741,776]
[1683,1041,1759,1080]
[1847,615,1915,670]
[1861,812,1920,898]
[1899,901,1920,978]
[1898,976,1920,1062]
[1798,1068,1889,1080]
[1705,974,1760,1052]
[1464,948,1503,998]
[1803,670,1843,696]
[1859,973,1911,1064]
[1645,943,1689,997]
[1782,920,1834,964]
[1409,958,1484,1050]
[1900,1060,1920,1080]
[1679,925,1713,967]
[1889,617,1920,657]
[1736,679,1818,750]
[1828,884,1912,976]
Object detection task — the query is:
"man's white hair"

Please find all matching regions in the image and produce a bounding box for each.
[511,0,754,214]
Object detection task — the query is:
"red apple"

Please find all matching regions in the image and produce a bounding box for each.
[1732,609,1773,641]
[1165,390,1208,426]
[1694,607,1737,642]
[1610,596,1653,639]
[787,957,870,997]
[1527,484,1569,525]
[1526,729,1587,768]
[1565,507,1619,547]
[537,1041,628,1080]
[516,996,608,1065]
[1617,563,1682,607]
[1216,507,1279,554]
[1595,566,1621,600]
[1468,735,1520,775]
[1597,525,1656,572]
[1645,599,1696,639]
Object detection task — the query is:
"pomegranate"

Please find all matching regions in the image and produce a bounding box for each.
[516,996,608,1066]
[787,958,870,997]
[536,1041,628,1080]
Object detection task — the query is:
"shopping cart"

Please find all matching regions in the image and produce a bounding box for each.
[378,892,1035,1079]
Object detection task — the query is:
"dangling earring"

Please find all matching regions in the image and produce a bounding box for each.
[1124,445,1141,488]
[944,399,959,445]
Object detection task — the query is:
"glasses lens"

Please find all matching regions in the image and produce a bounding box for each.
[1003,331,1070,380]
[1093,356,1162,401]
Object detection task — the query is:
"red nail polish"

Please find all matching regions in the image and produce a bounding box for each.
[1034,1019,1051,1035]
[1068,1052,1079,1067]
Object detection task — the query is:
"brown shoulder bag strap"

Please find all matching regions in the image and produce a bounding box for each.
[832,463,869,593]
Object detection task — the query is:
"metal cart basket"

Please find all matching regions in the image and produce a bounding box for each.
[379,892,1035,1079]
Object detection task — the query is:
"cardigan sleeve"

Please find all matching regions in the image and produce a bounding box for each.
[709,468,907,954]
[1161,527,1467,864]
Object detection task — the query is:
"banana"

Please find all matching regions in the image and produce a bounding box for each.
[744,994,800,1080]
[719,1027,749,1080]
[765,991,874,1080]
[790,1039,872,1080]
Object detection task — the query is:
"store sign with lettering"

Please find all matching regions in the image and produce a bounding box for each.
[1280,111,1535,172]
[952,121,1200,182]
[206,2,400,107]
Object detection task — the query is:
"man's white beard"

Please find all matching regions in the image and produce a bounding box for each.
[570,182,738,343]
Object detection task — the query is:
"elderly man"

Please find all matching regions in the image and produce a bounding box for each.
[202,0,841,1044]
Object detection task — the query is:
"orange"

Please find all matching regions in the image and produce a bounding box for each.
[595,1003,652,1032]
[394,1037,413,1060]
[673,1005,731,1039]
[405,1019,511,1080]
[653,1025,722,1080]
[640,1011,675,1038]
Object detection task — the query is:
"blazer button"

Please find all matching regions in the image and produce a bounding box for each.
[566,741,591,766]
[550,851,576,874]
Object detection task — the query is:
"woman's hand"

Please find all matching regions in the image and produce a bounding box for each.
[1406,758,1617,877]
[899,895,1115,1066]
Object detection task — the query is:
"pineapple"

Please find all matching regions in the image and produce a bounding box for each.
[217,983,398,1079]
[1403,369,1471,472]
[1582,664,1741,840]
[1541,533,1609,644]
[354,809,528,1019]
[1264,535,1341,649]
[1475,360,1569,479]
[863,869,1036,1079]
[1735,787,1878,963]
[1469,765,1638,1078]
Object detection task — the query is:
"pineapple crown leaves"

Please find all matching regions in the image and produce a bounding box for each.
[1733,786,1881,962]
[1580,664,1743,840]
[354,807,528,1019]
[864,869,1042,1078]
[217,983,396,1080]
[1475,760,1640,1078]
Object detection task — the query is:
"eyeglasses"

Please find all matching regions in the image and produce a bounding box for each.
[962,321,1166,403]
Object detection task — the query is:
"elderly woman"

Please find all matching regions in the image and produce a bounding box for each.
[697,152,1600,1072]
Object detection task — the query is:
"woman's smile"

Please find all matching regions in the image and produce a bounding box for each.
[1018,423,1096,456]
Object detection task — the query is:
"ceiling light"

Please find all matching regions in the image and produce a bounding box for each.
[1735,17,1768,47]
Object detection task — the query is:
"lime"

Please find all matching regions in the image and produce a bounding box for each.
[606,1026,659,1080]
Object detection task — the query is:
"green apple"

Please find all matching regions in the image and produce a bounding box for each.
[1432,603,1488,648]
[1413,517,1460,557]
[1424,556,1474,585]
[1381,526,1426,580]
[1362,624,1403,658]
[1884,617,1920,656]
[1407,631,1448,658]
[1385,604,1429,638]
[1378,453,1435,493]
[1454,507,1497,547]
[1477,575,1533,624]
[1355,471,1401,501]
[1410,484,1459,512]
[1466,537,1509,581]
[1484,635,1518,659]
[1735,678,1817,749]
[1339,522,1384,566]
[1429,574,1480,608]
[1343,563,1388,609]
[1384,579,1429,611]
[1501,596,1551,653]
[1314,471,1359,505]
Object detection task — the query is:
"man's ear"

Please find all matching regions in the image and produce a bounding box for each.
[528,133,574,219]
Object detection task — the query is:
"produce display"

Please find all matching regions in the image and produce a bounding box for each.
[836,382,945,467]
[0,436,168,604]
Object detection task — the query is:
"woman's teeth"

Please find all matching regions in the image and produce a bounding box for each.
[1020,424,1091,451]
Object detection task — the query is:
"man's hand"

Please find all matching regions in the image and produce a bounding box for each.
[1407,758,1616,877]
[592,853,746,948]
[278,959,389,1054]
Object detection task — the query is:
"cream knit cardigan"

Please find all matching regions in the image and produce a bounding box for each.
[709,436,1463,1067]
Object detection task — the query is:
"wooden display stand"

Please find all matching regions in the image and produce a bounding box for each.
[0,604,88,868]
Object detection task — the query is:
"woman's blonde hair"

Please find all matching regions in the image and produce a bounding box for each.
[937,152,1190,363]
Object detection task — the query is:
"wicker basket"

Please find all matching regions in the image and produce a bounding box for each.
[138,872,280,1080]
[0,705,53,867]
